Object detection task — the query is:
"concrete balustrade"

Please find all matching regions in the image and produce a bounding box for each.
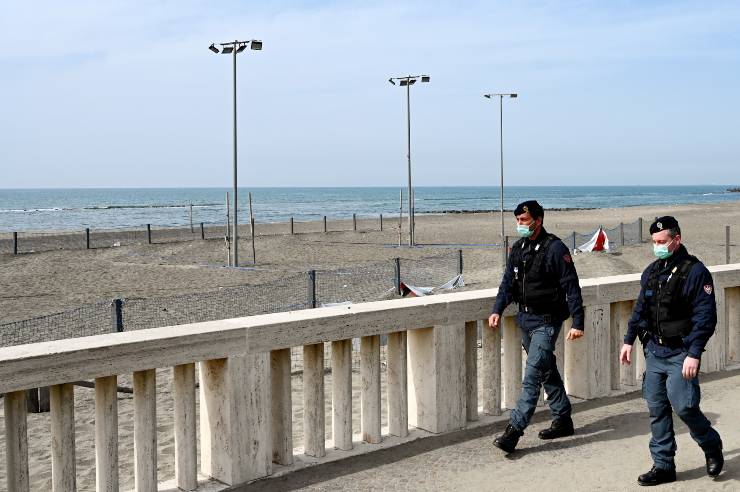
[1,265,739,490]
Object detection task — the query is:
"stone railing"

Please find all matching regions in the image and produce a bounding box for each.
[2,264,739,491]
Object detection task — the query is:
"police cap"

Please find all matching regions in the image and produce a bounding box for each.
[649,216,680,235]
[514,200,544,219]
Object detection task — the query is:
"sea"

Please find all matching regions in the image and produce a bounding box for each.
[0,185,739,232]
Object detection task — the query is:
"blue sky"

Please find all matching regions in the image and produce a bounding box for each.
[1,1,739,188]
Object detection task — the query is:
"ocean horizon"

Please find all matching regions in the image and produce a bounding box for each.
[1,185,739,232]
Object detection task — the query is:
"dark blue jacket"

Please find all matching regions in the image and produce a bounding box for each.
[492,228,585,329]
[625,245,716,359]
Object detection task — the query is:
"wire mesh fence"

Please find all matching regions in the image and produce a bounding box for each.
[0,214,390,255]
[0,252,462,353]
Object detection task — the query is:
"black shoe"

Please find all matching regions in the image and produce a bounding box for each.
[706,447,724,478]
[637,467,676,486]
[538,417,575,440]
[493,424,523,453]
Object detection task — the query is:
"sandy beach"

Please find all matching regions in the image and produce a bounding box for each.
[0,201,738,490]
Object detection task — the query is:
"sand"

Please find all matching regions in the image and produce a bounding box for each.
[0,201,738,489]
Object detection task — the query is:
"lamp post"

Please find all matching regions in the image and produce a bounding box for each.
[209,39,262,266]
[484,92,517,264]
[389,74,430,246]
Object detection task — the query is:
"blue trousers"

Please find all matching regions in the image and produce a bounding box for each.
[510,320,572,431]
[643,350,722,470]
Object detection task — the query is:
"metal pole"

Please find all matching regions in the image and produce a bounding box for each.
[201,222,205,240]
[189,203,194,233]
[727,225,731,264]
[398,188,403,247]
[380,213,383,231]
[323,215,327,233]
[147,224,151,245]
[308,270,317,309]
[13,231,18,255]
[353,213,357,231]
[86,228,90,249]
[458,249,463,275]
[638,218,643,243]
[406,79,413,246]
[249,191,256,264]
[232,40,239,267]
[225,192,231,266]
[499,95,505,265]
[111,299,124,332]
[394,258,402,295]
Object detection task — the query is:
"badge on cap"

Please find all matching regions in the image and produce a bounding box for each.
[656,222,663,230]
[523,205,529,213]
[704,284,713,295]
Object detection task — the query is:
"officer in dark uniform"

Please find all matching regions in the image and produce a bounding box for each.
[488,200,585,453]
[620,216,723,485]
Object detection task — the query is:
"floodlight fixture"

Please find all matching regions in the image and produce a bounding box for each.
[388,78,396,85]
[222,46,234,54]
[421,75,430,82]
[250,40,263,50]
[209,43,220,54]
[236,43,247,53]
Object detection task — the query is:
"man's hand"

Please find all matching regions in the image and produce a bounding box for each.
[488,313,500,329]
[682,356,700,379]
[566,328,584,341]
[620,344,633,365]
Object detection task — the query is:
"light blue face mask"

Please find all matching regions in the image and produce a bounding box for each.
[517,223,534,237]
[653,239,674,259]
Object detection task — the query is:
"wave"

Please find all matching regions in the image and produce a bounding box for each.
[0,207,63,213]
[82,203,221,210]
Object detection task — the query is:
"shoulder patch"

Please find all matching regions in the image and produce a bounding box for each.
[704,284,713,295]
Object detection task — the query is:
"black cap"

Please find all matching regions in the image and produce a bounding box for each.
[514,200,544,219]
[649,216,680,234]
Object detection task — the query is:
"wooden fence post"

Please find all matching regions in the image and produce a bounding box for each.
[146,224,152,244]
[86,228,91,249]
[353,213,357,231]
[13,231,18,255]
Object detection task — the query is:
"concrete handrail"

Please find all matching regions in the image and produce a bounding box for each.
[2,264,739,491]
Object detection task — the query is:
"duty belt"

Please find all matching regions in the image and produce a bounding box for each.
[653,335,683,349]
[519,307,552,324]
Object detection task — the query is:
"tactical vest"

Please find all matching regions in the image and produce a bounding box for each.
[510,234,563,313]
[644,255,698,340]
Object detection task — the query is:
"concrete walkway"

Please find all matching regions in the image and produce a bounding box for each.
[242,369,740,492]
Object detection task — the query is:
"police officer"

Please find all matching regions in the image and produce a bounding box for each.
[488,200,585,453]
[620,216,723,485]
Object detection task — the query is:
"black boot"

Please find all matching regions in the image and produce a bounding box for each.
[706,446,724,478]
[538,417,574,440]
[493,424,523,453]
[637,466,676,486]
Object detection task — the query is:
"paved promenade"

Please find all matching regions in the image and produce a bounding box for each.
[243,369,740,492]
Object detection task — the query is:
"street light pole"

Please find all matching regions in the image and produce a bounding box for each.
[406,78,413,246]
[484,92,517,264]
[232,40,238,267]
[209,39,262,267]
[389,74,430,247]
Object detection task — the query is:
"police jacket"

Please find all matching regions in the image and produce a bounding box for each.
[492,228,585,328]
[625,244,716,359]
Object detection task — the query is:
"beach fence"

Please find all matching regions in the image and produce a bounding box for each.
[0,251,464,375]
[0,213,390,255]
